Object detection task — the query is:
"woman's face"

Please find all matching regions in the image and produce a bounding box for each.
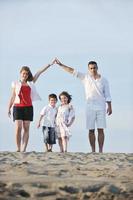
[20,70,29,82]
[60,95,68,105]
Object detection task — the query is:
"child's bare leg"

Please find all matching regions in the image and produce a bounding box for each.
[49,144,53,151]
[58,138,63,152]
[62,136,68,152]
[45,143,49,152]
[15,120,22,152]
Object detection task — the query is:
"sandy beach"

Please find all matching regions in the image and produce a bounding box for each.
[0,152,133,200]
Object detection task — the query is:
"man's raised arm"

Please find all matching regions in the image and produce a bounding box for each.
[55,58,74,74]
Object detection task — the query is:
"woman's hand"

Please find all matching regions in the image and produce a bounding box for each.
[8,109,11,118]
[55,58,63,66]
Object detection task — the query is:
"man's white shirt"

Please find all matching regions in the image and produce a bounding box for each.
[73,70,111,111]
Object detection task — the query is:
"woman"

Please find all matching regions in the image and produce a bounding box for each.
[8,61,54,152]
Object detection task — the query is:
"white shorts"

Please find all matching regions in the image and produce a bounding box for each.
[86,107,106,130]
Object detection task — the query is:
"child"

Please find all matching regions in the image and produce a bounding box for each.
[37,94,58,152]
[56,91,75,153]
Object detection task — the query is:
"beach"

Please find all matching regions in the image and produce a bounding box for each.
[0,152,133,200]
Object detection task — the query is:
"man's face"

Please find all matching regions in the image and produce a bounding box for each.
[88,64,98,75]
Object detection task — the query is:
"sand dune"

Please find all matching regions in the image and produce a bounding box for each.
[0,152,133,200]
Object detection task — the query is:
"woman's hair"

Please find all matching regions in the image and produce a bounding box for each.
[20,66,33,82]
[59,91,72,104]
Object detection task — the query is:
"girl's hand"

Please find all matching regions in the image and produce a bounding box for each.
[37,123,40,128]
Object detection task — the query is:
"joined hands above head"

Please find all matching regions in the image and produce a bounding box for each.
[54,58,63,66]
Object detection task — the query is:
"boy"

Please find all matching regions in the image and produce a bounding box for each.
[37,94,58,152]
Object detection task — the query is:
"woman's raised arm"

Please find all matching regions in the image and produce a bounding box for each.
[33,59,56,83]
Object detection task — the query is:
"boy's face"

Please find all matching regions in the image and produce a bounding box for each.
[49,98,57,107]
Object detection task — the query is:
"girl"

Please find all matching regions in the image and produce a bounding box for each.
[8,61,54,152]
[56,91,75,153]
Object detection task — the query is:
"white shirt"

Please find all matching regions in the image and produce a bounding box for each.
[12,81,41,104]
[40,104,57,127]
[56,104,75,126]
[56,104,75,138]
[73,70,111,110]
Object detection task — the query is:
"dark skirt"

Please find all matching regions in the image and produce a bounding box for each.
[13,106,33,121]
[42,126,56,144]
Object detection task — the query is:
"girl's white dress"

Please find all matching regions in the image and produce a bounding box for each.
[56,104,75,138]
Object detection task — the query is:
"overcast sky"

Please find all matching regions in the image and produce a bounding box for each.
[0,0,133,152]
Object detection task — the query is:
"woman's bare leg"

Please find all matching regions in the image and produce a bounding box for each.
[15,120,22,152]
[22,121,30,152]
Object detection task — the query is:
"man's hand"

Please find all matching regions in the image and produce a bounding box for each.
[55,58,63,66]
[107,103,112,115]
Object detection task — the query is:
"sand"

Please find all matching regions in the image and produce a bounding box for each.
[0,152,133,200]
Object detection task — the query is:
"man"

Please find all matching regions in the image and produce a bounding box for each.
[55,58,112,153]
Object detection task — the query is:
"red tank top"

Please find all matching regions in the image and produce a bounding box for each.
[15,85,32,107]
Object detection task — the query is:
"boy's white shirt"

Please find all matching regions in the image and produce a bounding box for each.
[40,104,57,127]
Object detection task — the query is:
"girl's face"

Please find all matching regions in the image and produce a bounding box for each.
[60,95,68,105]
[49,98,57,107]
[20,70,29,82]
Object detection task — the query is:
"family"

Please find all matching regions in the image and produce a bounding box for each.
[8,58,112,153]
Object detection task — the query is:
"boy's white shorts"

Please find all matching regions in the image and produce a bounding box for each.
[86,107,106,130]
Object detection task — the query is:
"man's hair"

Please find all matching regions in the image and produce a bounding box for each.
[59,91,72,104]
[88,61,98,67]
[48,93,58,101]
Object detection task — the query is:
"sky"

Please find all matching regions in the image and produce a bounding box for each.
[0,0,133,153]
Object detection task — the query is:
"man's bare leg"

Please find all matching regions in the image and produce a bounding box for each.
[89,129,96,152]
[98,128,104,153]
